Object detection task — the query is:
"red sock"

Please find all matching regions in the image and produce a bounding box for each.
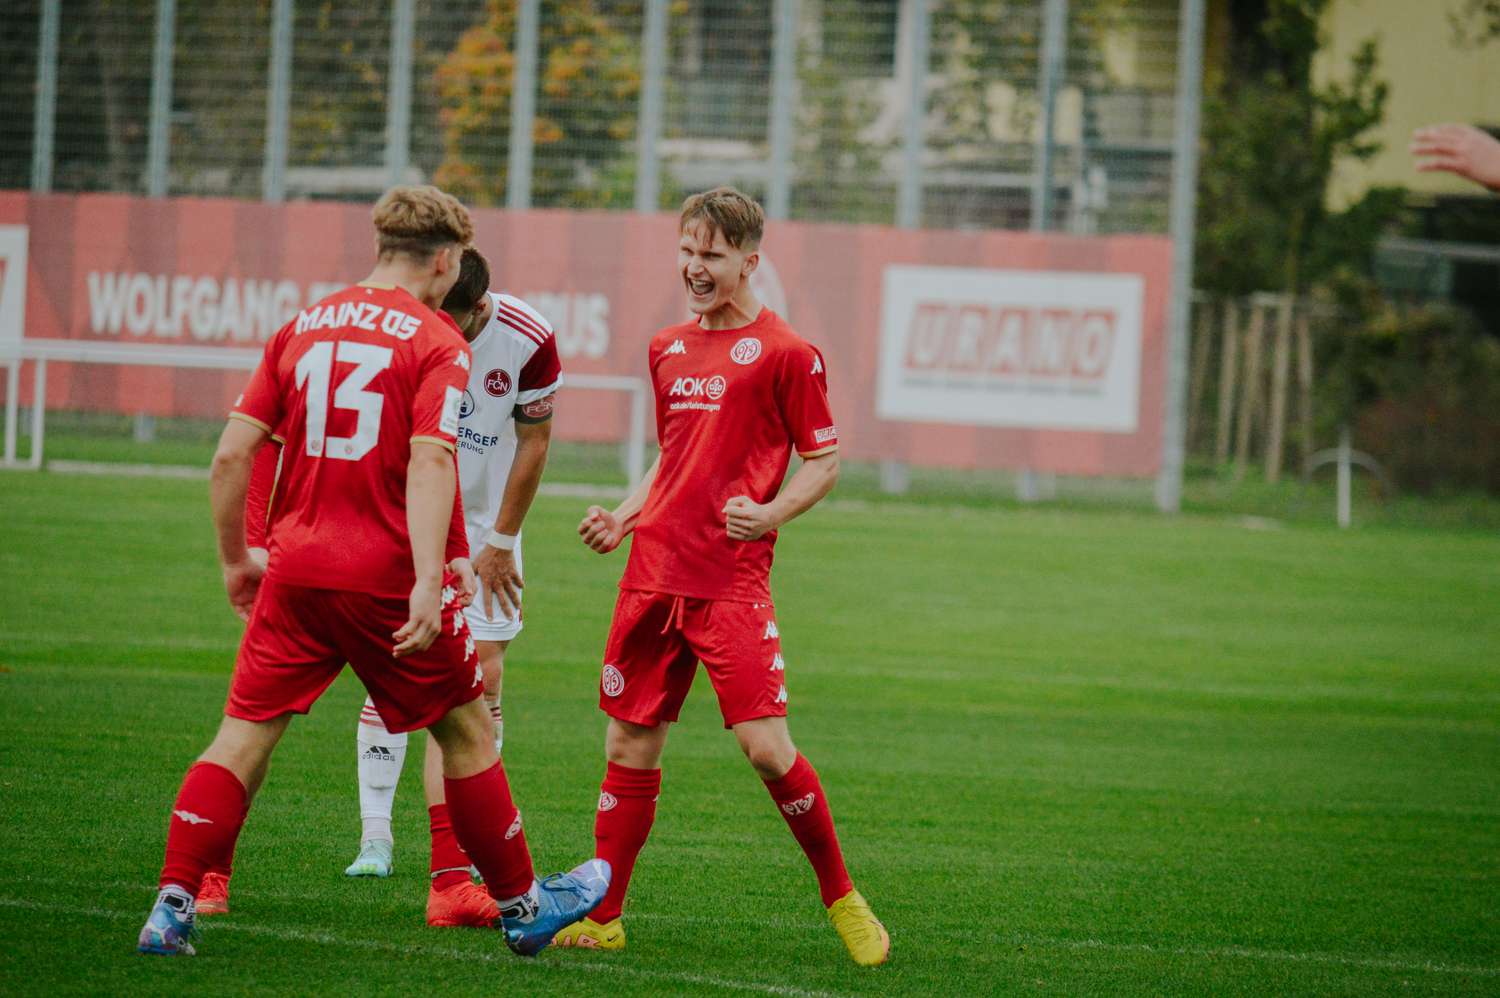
[764,754,854,907]
[443,760,534,900]
[591,761,661,923]
[428,803,472,890]
[203,801,248,883]
[159,762,248,893]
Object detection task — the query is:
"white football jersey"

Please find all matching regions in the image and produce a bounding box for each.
[455,292,563,551]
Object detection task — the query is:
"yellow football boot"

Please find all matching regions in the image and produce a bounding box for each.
[552,916,626,951]
[827,889,889,966]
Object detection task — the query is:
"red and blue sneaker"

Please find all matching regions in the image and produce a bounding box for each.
[137,886,199,956]
[501,859,611,956]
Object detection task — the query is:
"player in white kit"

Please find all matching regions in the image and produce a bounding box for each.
[346,247,563,927]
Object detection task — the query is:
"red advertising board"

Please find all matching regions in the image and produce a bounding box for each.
[0,192,1172,476]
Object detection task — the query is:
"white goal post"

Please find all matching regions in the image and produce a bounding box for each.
[0,340,649,485]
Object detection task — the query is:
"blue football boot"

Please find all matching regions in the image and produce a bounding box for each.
[137,886,199,956]
[501,859,611,956]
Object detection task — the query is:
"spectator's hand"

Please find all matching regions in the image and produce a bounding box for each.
[1411,124,1500,191]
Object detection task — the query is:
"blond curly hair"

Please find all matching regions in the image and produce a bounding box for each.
[371,185,473,259]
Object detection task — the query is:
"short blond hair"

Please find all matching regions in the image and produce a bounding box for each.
[372,185,473,259]
[679,186,764,250]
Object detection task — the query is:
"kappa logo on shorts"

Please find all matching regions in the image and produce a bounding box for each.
[441,584,458,608]
[474,663,484,685]
[779,793,815,817]
[465,634,476,659]
[505,812,523,840]
[598,791,618,812]
[775,685,788,705]
[771,653,785,671]
[602,664,625,698]
[763,621,779,640]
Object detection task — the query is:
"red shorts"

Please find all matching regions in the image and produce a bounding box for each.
[227,575,481,735]
[599,589,788,729]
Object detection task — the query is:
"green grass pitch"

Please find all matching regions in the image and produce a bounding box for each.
[0,469,1497,995]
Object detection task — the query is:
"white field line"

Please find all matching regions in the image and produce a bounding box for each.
[33,459,630,499]
[7,876,830,932]
[0,896,845,998]
[4,881,1496,981]
[1008,933,1500,980]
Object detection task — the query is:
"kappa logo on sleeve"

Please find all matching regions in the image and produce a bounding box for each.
[810,354,824,375]
[441,386,463,436]
[453,350,471,371]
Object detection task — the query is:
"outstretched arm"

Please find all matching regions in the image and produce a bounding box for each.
[723,450,839,542]
[578,455,661,554]
[1411,124,1500,191]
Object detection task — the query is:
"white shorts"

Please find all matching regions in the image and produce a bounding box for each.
[463,533,524,642]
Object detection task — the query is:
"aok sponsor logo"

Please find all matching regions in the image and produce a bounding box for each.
[667,374,727,400]
[902,302,1117,381]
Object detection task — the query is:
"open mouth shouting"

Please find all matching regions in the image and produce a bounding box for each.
[686,274,716,304]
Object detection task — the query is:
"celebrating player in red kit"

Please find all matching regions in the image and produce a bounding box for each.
[569,187,888,966]
[137,185,607,958]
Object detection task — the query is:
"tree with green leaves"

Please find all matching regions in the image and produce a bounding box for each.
[1195,0,1402,297]
[1451,0,1500,45]
[434,0,643,208]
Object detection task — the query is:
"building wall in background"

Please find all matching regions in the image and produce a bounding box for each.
[1316,0,1500,206]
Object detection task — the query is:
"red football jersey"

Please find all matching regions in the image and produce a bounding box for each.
[231,283,472,597]
[620,308,838,602]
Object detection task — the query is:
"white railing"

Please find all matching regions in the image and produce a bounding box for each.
[0,339,649,486]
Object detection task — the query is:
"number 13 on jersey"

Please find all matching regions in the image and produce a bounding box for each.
[295,340,393,461]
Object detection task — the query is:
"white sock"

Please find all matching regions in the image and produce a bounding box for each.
[486,693,503,754]
[356,696,408,845]
[497,880,540,922]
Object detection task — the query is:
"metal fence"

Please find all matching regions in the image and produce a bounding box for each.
[5,0,1189,235]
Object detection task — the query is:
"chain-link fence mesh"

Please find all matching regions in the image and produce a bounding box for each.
[5,0,1184,234]
[0,1,41,192]
[174,4,270,199]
